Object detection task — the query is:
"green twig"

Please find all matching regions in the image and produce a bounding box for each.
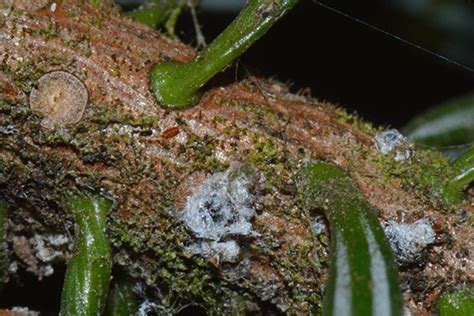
[104,275,140,316]
[150,0,299,109]
[303,162,402,316]
[60,192,113,316]
[443,146,474,204]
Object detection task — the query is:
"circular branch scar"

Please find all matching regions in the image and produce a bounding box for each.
[29,71,88,129]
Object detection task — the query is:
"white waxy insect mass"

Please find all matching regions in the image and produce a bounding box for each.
[183,163,261,241]
[374,129,412,161]
[29,71,88,129]
[383,218,436,266]
[183,163,262,262]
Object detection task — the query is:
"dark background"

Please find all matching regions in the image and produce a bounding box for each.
[178,0,474,128]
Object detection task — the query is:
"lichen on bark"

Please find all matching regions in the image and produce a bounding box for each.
[0,1,472,314]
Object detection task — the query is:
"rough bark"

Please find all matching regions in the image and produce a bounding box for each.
[0,1,472,314]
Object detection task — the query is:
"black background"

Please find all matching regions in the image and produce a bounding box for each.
[180,0,474,128]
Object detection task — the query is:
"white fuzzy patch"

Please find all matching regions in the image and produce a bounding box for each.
[310,216,326,235]
[374,129,412,161]
[187,240,241,263]
[33,234,69,263]
[384,219,436,265]
[183,163,261,262]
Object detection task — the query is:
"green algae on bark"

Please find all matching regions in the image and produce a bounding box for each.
[376,142,474,207]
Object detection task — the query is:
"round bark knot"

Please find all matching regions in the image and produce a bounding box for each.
[29,71,88,129]
[4,0,49,11]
